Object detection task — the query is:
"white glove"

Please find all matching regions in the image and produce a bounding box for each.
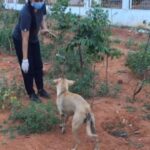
[21,59,29,73]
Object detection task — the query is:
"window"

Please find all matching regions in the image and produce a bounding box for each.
[101,0,122,8]
[46,0,84,6]
[132,0,150,10]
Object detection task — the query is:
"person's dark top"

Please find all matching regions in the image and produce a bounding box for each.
[12,2,46,43]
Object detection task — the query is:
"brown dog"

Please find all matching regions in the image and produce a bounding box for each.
[53,78,100,150]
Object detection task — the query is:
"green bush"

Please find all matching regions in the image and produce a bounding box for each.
[40,43,54,61]
[126,50,150,77]
[9,101,59,135]
[98,82,122,97]
[0,9,18,53]
[110,83,122,98]
[0,28,13,52]
[125,38,135,49]
[48,49,96,98]
[99,82,109,96]
[0,79,22,110]
[70,68,95,98]
[143,103,150,111]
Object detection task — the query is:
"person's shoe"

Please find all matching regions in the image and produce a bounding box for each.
[38,89,50,99]
[29,93,41,103]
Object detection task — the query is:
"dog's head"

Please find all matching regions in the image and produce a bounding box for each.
[53,78,75,95]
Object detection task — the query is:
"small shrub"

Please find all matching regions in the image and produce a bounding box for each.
[138,42,147,51]
[99,82,109,96]
[126,96,143,103]
[70,68,95,98]
[0,9,18,53]
[0,79,24,110]
[126,50,150,77]
[0,80,16,110]
[125,106,137,113]
[10,77,25,97]
[125,38,135,49]
[9,101,59,135]
[48,2,121,98]
[143,103,150,111]
[48,48,96,98]
[112,38,121,44]
[40,43,54,61]
[0,28,13,52]
[98,82,121,97]
[143,113,150,121]
[110,83,122,98]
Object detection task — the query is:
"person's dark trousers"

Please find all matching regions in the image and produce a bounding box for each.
[13,37,44,96]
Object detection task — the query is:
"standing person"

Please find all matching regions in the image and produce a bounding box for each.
[12,0,50,102]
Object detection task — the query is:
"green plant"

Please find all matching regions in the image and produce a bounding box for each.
[0,9,18,53]
[40,43,54,61]
[0,78,24,110]
[138,42,147,51]
[126,50,150,77]
[98,82,121,97]
[110,83,122,98]
[48,2,121,97]
[0,79,16,110]
[99,82,109,96]
[125,106,137,113]
[143,113,150,121]
[50,0,77,30]
[126,96,143,103]
[0,28,14,52]
[70,68,95,98]
[9,101,59,135]
[112,38,121,44]
[125,38,135,49]
[66,6,112,62]
[143,103,150,111]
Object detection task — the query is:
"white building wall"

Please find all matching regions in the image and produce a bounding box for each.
[3,0,150,28]
[106,0,150,28]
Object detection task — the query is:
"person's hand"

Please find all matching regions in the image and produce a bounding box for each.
[40,29,57,38]
[40,28,49,35]
[21,59,29,73]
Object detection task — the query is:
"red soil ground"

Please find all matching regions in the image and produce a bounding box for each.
[0,27,150,150]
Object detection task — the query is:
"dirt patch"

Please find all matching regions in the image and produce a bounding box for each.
[0,27,150,150]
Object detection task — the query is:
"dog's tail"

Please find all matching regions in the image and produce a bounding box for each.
[85,112,97,137]
[85,112,100,150]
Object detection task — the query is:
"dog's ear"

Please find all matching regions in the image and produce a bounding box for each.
[67,80,75,86]
[53,78,61,84]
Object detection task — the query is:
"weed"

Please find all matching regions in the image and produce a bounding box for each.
[125,38,135,49]
[9,101,59,135]
[98,82,121,98]
[126,96,143,103]
[70,68,95,98]
[0,9,18,53]
[0,79,23,110]
[143,113,150,121]
[40,43,54,62]
[138,42,148,50]
[143,103,150,111]
[112,38,121,44]
[99,82,109,96]
[110,83,122,98]
[125,106,137,113]
[126,50,150,77]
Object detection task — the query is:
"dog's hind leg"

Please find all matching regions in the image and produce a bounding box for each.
[71,113,84,150]
[59,114,68,134]
[86,113,100,150]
